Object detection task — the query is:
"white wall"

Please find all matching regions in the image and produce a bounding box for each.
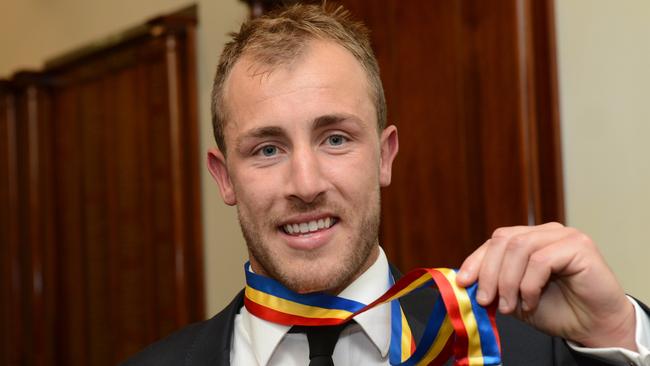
[0,0,249,316]
[555,0,650,302]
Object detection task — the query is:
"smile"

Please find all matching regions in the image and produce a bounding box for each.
[281,217,338,235]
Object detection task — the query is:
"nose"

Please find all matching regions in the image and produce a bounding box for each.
[286,146,328,204]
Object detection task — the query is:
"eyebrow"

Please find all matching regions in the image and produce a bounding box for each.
[313,113,361,130]
[236,126,285,150]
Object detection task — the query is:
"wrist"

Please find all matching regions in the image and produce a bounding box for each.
[577,300,638,352]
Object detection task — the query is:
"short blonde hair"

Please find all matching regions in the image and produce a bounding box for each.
[211,3,386,154]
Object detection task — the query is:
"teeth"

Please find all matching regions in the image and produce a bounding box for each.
[283,217,336,235]
[308,221,318,231]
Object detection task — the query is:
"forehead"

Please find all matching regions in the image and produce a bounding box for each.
[221,40,376,143]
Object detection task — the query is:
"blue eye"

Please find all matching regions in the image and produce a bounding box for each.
[260,145,277,157]
[327,135,347,146]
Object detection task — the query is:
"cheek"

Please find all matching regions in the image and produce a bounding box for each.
[232,169,280,209]
[324,151,381,197]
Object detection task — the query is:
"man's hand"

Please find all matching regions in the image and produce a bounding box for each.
[456,222,638,351]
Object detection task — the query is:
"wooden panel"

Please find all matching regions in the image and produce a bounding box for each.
[52,81,88,366]
[79,76,110,365]
[3,75,55,366]
[530,0,564,224]
[0,82,23,366]
[22,81,55,366]
[0,75,56,366]
[13,83,33,366]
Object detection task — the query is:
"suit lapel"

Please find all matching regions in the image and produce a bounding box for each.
[187,290,244,366]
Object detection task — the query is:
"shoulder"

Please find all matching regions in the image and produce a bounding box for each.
[120,291,244,366]
[120,321,209,366]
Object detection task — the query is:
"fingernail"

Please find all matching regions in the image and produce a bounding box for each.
[499,297,509,312]
[457,271,469,283]
[521,300,530,312]
[477,289,488,303]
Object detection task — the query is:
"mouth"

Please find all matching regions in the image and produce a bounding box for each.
[280,216,339,236]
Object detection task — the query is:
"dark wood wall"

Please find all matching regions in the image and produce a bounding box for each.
[0,7,204,366]
[246,0,564,271]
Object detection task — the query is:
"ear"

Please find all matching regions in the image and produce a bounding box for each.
[379,125,399,187]
[207,148,237,205]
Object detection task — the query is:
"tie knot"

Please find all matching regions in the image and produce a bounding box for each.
[291,322,352,366]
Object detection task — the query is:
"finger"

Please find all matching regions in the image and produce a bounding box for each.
[475,236,510,305]
[458,224,554,287]
[459,223,567,298]
[491,221,564,239]
[518,238,581,312]
[477,223,567,307]
[457,240,488,286]
[491,225,534,239]
[497,227,576,313]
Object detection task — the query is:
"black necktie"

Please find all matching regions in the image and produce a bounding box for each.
[291,322,351,366]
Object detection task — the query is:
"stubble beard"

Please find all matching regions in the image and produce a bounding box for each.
[238,194,381,294]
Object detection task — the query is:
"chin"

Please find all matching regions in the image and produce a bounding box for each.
[285,272,351,294]
[281,259,352,294]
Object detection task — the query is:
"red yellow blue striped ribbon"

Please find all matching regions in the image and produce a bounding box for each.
[244,263,501,365]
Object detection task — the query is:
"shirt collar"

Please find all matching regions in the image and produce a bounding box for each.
[241,246,393,365]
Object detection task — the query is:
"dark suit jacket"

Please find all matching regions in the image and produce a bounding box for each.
[123,267,643,365]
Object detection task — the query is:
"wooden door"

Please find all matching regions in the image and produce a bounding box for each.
[0,7,203,365]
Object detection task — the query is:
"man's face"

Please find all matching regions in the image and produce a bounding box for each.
[208,40,398,293]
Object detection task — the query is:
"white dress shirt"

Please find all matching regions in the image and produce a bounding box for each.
[231,247,650,365]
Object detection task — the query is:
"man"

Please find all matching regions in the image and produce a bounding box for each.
[124,4,649,365]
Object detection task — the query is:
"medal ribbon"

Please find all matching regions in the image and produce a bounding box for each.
[244,263,501,366]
